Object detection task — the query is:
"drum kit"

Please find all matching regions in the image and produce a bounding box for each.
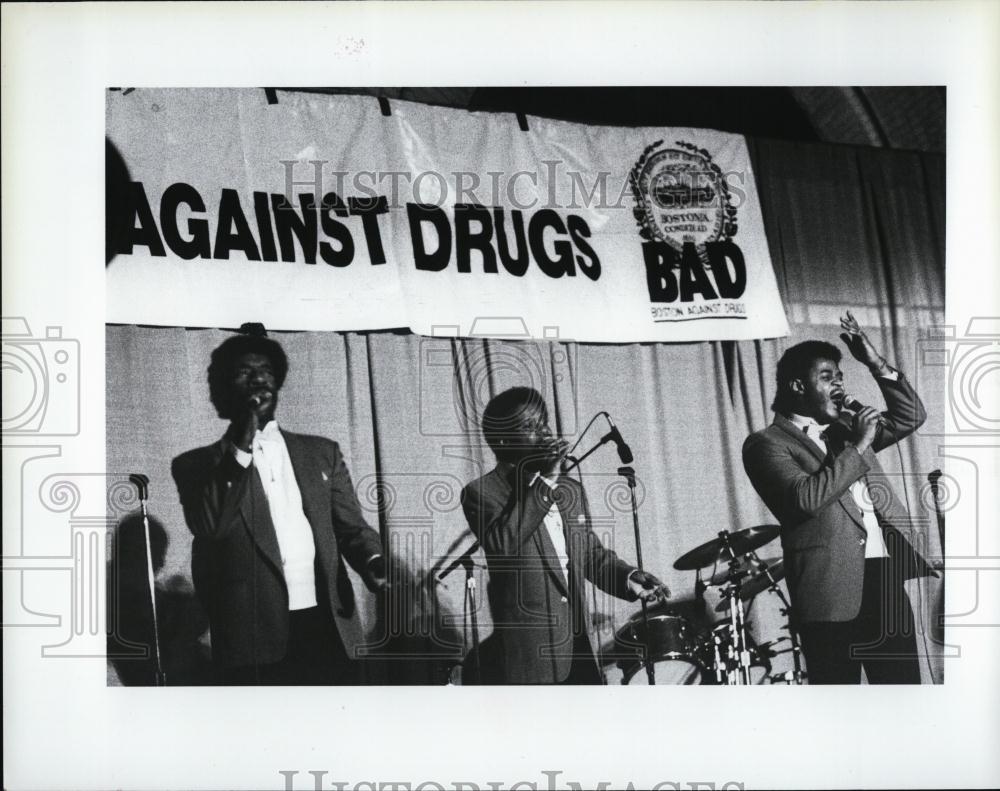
[610,525,807,685]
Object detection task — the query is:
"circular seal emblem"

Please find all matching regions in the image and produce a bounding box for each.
[630,140,738,255]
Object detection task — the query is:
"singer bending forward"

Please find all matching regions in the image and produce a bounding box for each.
[172,328,387,685]
[461,387,667,684]
[742,312,935,684]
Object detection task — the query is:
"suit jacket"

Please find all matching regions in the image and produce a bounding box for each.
[742,371,935,623]
[171,430,383,668]
[461,465,637,684]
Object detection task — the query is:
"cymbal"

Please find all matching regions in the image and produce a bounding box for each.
[673,525,781,570]
[713,559,786,612]
[704,555,780,587]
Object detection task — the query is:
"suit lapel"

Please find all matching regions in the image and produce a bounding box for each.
[531,476,571,598]
[556,476,589,597]
[773,414,826,463]
[281,430,325,528]
[232,454,283,572]
[772,415,867,532]
[532,521,571,598]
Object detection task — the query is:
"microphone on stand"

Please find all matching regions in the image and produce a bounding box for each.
[600,413,634,464]
[928,469,945,567]
[129,472,165,686]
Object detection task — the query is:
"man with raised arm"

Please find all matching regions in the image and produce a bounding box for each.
[743,312,934,684]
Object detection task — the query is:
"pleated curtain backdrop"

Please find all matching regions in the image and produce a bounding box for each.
[106,136,945,685]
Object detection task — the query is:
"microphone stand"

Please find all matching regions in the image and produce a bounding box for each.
[564,417,653,684]
[928,470,945,564]
[437,543,484,684]
[129,474,165,686]
[462,554,481,685]
[618,464,655,685]
[561,439,605,473]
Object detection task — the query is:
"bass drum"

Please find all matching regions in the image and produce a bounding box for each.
[613,613,706,685]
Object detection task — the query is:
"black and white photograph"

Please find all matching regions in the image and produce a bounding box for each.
[4,3,1000,790]
[103,85,946,690]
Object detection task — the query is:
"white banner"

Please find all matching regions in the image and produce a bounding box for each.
[107,88,789,342]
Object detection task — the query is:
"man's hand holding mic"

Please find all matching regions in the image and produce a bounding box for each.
[848,404,881,455]
[538,435,570,479]
[233,391,273,452]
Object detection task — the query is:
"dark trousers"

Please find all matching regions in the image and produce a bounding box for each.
[560,633,602,685]
[222,606,358,686]
[798,558,921,684]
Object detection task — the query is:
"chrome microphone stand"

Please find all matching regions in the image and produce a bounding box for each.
[129,473,165,686]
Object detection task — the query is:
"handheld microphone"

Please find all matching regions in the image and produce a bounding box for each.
[249,393,264,409]
[840,394,887,425]
[601,414,634,464]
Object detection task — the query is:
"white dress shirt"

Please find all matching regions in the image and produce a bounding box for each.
[531,472,571,583]
[230,420,318,610]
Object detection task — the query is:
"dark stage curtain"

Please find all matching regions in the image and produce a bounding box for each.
[106,137,945,685]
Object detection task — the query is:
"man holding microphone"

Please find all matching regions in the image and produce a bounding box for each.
[461,386,667,684]
[742,312,935,684]
[172,326,387,684]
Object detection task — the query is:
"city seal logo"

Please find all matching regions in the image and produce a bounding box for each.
[630,140,738,255]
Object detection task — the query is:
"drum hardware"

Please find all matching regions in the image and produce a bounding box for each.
[715,531,756,685]
[673,525,781,571]
[699,623,772,685]
[673,526,807,685]
[744,553,807,685]
[711,558,786,612]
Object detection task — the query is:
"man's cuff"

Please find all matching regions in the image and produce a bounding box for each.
[870,361,899,381]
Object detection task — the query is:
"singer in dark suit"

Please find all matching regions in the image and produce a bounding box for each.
[171,328,386,685]
[742,312,934,683]
[460,387,667,684]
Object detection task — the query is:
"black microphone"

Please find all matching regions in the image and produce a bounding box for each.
[601,413,634,464]
[840,394,887,425]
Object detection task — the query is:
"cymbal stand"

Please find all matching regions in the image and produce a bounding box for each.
[747,550,806,685]
[718,531,753,685]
